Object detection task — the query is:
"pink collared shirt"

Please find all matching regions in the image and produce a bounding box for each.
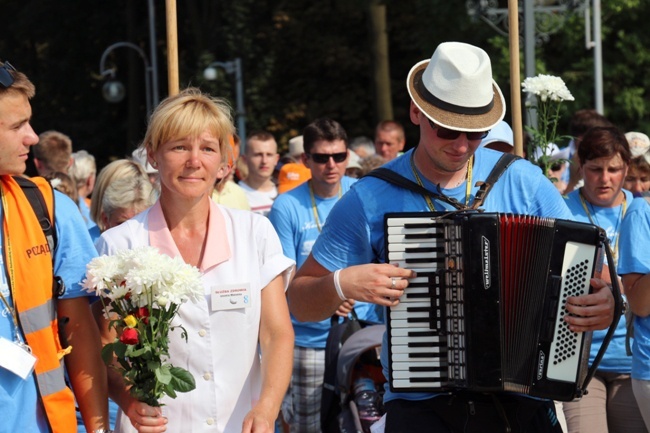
[147,200,231,272]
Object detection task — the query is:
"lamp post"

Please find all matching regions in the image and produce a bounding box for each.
[99,42,156,114]
[203,58,247,150]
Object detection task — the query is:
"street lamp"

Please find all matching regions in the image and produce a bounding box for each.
[99,42,156,114]
[203,58,247,150]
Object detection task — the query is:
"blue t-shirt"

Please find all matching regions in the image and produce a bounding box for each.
[564,189,633,373]
[311,147,572,403]
[618,197,650,380]
[78,196,98,232]
[269,176,382,348]
[0,190,97,433]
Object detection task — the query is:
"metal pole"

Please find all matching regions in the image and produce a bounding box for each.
[593,0,604,114]
[233,58,247,153]
[147,0,160,107]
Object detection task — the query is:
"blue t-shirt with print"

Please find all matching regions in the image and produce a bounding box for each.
[564,188,633,373]
[0,190,97,433]
[618,197,650,380]
[269,176,382,348]
[311,147,572,403]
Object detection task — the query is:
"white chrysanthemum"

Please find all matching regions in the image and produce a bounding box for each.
[84,246,204,308]
[522,74,574,102]
[83,254,126,296]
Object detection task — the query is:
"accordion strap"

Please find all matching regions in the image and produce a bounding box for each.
[365,167,469,210]
[365,153,520,211]
[471,153,520,209]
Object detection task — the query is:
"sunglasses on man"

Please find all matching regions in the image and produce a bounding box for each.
[0,61,16,88]
[307,152,348,164]
[428,118,489,141]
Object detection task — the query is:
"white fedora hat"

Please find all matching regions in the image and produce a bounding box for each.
[407,41,505,132]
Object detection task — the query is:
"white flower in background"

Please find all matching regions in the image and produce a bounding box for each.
[521,74,575,181]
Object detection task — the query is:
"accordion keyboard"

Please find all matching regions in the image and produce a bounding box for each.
[386,216,465,389]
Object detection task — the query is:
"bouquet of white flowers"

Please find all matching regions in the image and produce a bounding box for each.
[83,246,204,407]
[522,74,574,178]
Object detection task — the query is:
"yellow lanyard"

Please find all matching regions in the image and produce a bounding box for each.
[309,181,343,232]
[0,184,23,343]
[409,152,473,211]
[578,189,626,261]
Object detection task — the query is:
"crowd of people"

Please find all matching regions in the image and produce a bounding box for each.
[1,38,650,433]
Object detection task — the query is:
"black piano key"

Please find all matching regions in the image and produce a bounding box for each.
[405,257,446,264]
[409,351,447,358]
[407,341,445,348]
[409,366,447,372]
[403,247,445,253]
[410,376,448,383]
[403,233,444,240]
[407,307,434,313]
[407,330,439,337]
[407,317,431,323]
[403,223,444,231]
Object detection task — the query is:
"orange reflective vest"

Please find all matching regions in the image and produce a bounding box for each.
[1,175,77,433]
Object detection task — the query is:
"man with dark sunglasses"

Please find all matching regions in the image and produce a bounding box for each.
[0,61,110,431]
[287,42,616,433]
[269,118,382,432]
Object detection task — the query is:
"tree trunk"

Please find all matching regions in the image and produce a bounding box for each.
[368,0,393,122]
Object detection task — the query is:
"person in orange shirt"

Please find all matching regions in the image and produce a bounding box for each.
[277,135,311,194]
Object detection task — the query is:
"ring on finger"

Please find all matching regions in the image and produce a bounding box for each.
[391,277,397,289]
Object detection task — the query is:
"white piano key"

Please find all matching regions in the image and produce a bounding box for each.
[390,260,443,269]
[392,370,445,380]
[391,345,442,354]
[390,327,440,337]
[392,379,445,388]
[391,336,444,345]
[388,241,441,252]
[386,217,442,226]
[388,235,441,244]
[391,353,443,363]
[388,251,443,261]
[387,226,440,235]
[391,360,445,369]
[390,311,429,320]
[390,319,437,328]
[391,301,432,311]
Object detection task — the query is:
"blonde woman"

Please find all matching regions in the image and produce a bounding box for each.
[89,159,157,238]
[96,88,294,433]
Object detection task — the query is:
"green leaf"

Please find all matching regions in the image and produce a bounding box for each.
[155,365,172,385]
[101,343,115,365]
[164,383,178,399]
[169,366,196,393]
[113,341,127,359]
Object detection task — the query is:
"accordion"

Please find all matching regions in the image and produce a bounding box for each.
[385,211,620,401]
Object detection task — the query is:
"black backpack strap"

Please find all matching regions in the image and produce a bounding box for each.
[13,176,57,253]
[365,168,469,210]
[12,176,64,298]
[471,153,520,210]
